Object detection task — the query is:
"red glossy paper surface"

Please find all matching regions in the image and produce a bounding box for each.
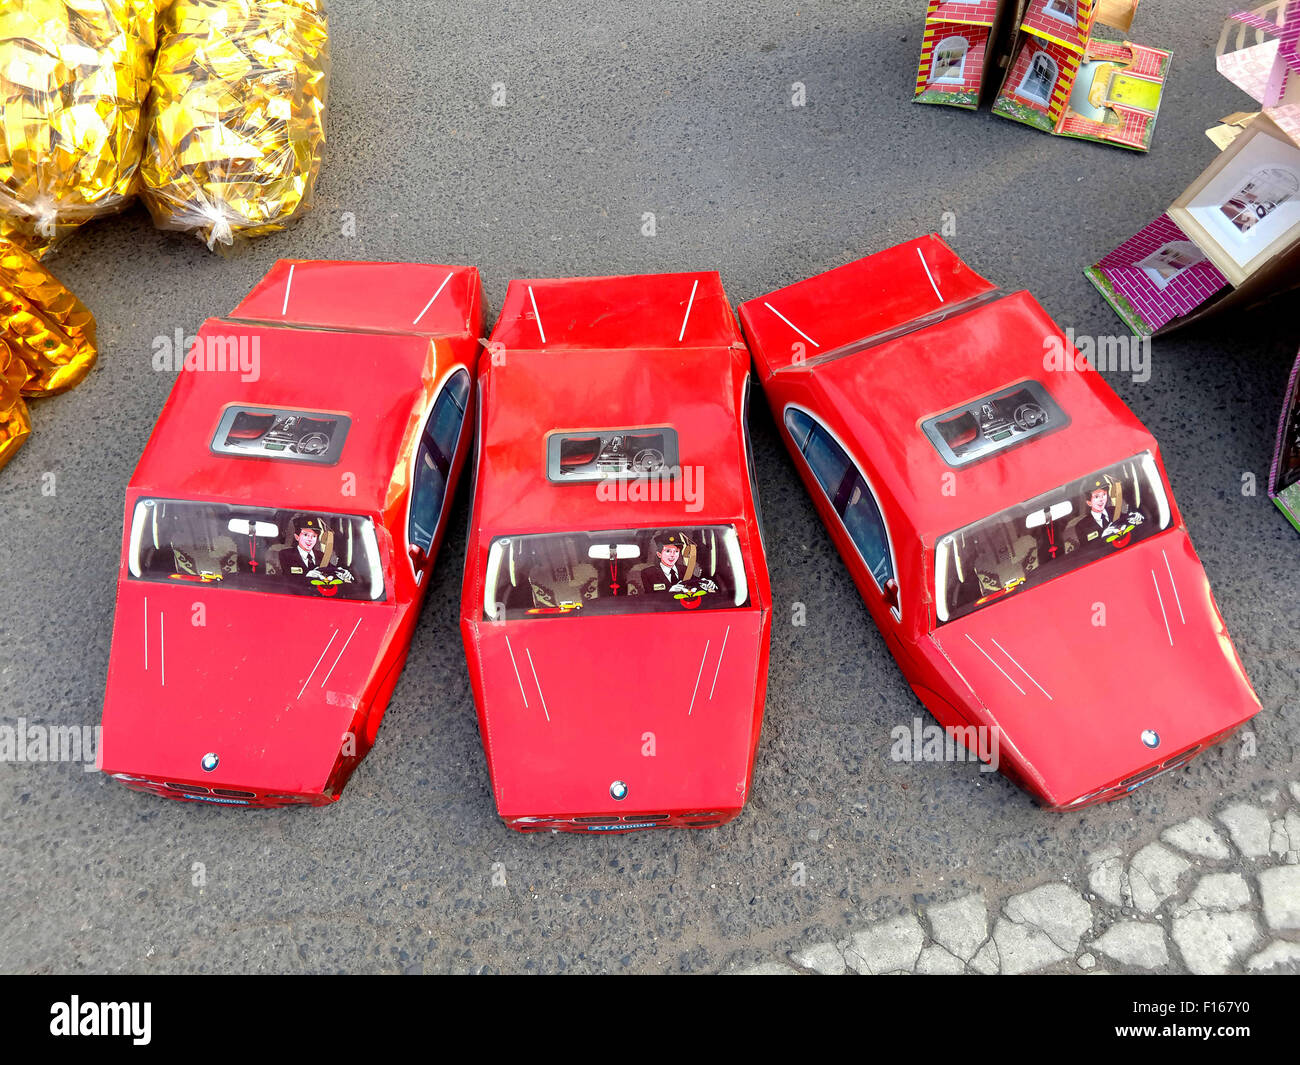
[740,236,1260,808]
[461,271,773,830]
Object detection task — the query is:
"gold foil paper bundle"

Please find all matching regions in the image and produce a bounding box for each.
[141,0,330,249]
[0,341,32,471]
[0,1,157,258]
[1,238,98,398]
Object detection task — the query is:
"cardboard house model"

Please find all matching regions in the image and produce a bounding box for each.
[1088,2,1300,335]
[915,0,1171,151]
[914,2,1016,109]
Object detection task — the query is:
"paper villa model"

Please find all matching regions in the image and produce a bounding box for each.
[915,0,1170,151]
[1088,2,1300,334]
[914,2,1014,110]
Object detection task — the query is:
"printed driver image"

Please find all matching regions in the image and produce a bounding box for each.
[277,514,355,591]
[633,532,718,601]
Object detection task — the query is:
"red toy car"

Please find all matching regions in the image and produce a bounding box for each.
[739,236,1260,810]
[460,271,772,831]
[100,260,483,806]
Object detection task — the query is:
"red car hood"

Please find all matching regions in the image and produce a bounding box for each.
[929,530,1259,805]
[101,580,396,793]
[467,608,767,818]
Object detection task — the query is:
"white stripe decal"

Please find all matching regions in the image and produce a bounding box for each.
[298,628,339,700]
[159,612,165,688]
[525,648,550,722]
[321,617,362,687]
[918,247,943,303]
[412,270,455,325]
[763,302,820,348]
[1162,549,1185,624]
[528,285,547,344]
[708,625,731,701]
[965,633,1024,695]
[1151,570,1173,646]
[990,637,1052,701]
[687,639,711,716]
[504,636,529,708]
[143,597,148,671]
[281,263,295,316]
[678,278,699,342]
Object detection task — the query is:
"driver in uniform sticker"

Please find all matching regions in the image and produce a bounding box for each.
[279,515,354,594]
[635,533,717,607]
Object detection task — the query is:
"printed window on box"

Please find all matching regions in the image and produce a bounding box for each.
[1044,0,1077,25]
[784,408,895,597]
[1219,166,1300,235]
[932,36,969,84]
[210,406,349,464]
[409,369,471,555]
[483,526,749,619]
[546,427,679,483]
[934,452,1171,625]
[127,499,385,601]
[1136,241,1206,288]
[1018,51,1058,105]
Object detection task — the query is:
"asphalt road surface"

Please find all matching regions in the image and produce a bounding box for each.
[1,0,1297,974]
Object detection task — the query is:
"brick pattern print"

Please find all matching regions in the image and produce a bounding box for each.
[1096,215,1229,331]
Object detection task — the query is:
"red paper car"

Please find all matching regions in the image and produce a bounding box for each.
[100,260,484,806]
[739,236,1261,810]
[460,271,772,831]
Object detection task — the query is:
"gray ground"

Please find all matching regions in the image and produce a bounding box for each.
[1,1,1297,974]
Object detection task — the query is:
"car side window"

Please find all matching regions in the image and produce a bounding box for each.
[784,407,895,592]
[410,369,470,554]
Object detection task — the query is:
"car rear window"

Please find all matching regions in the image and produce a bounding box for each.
[483,526,748,619]
[934,452,1171,624]
[127,499,385,601]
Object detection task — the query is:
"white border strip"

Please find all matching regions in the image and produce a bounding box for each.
[764,302,820,348]
[525,648,551,722]
[298,628,339,700]
[708,626,730,701]
[678,278,699,342]
[505,636,529,708]
[687,640,711,716]
[281,263,296,316]
[990,637,1052,701]
[1162,549,1185,624]
[917,248,943,303]
[965,633,1024,695]
[412,270,454,325]
[528,285,547,344]
[321,617,362,688]
[1151,570,1173,646]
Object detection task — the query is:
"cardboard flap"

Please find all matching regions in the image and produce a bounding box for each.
[1096,0,1140,32]
[229,260,483,338]
[488,272,741,352]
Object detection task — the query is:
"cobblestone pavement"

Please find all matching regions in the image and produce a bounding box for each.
[736,782,1300,974]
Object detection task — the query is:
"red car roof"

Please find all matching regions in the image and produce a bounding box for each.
[740,237,1158,541]
[476,271,754,534]
[130,261,482,515]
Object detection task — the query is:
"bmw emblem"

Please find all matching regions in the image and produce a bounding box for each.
[1140,730,1160,750]
[610,780,628,801]
[201,752,220,772]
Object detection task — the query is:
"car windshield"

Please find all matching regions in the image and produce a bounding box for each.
[934,452,1171,624]
[127,499,385,601]
[484,526,749,619]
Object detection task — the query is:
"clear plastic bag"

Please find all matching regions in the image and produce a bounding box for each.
[140,0,330,249]
[0,1,157,258]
